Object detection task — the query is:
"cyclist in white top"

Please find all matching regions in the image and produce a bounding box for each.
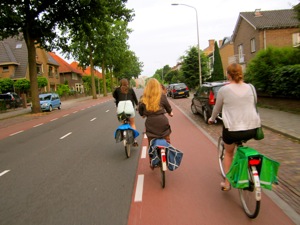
[208,63,261,191]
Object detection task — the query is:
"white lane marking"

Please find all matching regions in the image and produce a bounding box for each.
[81,108,85,111]
[60,132,72,139]
[141,146,147,159]
[33,123,43,127]
[73,111,78,114]
[144,133,147,139]
[9,130,24,136]
[134,174,144,202]
[90,118,96,121]
[63,114,69,117]
[51,118,58,121]
[0,170,10,177]
[106,110,109,112]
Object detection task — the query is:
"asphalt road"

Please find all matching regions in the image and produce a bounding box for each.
[0,97,144,225]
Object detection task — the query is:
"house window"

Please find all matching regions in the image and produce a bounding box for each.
[2,66,9,72]
[16,43,22,48]
[37,64,43,75]
[55,68,59,78]
[48,66,53,77]
[292,33,300,47]
[238,44,244,63]
[72,73,78,80]
[250,38,256,53]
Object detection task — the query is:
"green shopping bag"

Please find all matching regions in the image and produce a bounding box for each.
[226,146,280,190]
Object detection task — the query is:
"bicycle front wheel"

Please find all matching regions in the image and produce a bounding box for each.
[217,136,226,178]
[239,185,260,218]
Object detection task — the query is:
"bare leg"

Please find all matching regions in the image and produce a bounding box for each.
[129,117,136,130]
[223,143,235,186]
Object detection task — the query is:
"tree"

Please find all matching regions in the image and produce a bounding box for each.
[0,78,14,93]
[37,77,48,92]
[0,0,130,113]
[181,46,209,89]
[14,79,30,94]
[211,41,224,81]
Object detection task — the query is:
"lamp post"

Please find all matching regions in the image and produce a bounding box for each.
[171,3,202,86]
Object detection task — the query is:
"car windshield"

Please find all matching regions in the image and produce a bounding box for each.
[39,95,51,101]
[213,86,224,97]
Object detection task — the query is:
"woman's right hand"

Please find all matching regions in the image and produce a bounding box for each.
[168,112,173,117]
[208,118,214,124]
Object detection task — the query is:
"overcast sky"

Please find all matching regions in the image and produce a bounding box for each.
[125,0,299,77]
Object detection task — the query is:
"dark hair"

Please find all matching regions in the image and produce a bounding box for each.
[227,63,243,82]
[120,78,129,94]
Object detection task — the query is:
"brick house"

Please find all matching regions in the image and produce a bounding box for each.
[49,52,84,93]
[219,37,234,77]
[230,8,299,71]
[0,37,60,93]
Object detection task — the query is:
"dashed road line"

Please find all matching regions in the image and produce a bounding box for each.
[134,174,144,202]
[141,146,147,159]
[63,114,70,117]
[0,170,10,177]
[90,118,96,121]
[9,130,24,136]
[33,123,43,127]
[60,132,72,140]
[51,118,58,121]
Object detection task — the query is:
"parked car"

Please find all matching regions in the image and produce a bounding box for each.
[39,93,61,112]
[191,81,229,123]
[0,92,22,109]
[167,83,189,98]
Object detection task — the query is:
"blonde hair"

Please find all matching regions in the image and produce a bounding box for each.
[227,63,243,83]
[141,78,162,112]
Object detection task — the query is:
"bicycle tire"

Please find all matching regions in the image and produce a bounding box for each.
[125,143,130,158]
[217,136,226,178]
[239,183,260,218]
[160,166,166,188]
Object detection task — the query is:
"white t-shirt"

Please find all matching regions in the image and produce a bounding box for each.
[210,83,261,131]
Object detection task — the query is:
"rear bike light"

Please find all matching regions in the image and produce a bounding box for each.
[209,90,215,105]
[249,158,261,166]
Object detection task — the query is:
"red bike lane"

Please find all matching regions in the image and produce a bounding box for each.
[128,101,295,225]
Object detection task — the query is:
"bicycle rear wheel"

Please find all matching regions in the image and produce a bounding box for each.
[123,130,130,158]
[239,184,260,218]
[217,136,226,178]
[160,166,166,188]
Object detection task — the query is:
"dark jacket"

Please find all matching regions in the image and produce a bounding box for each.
[113,87,138,107]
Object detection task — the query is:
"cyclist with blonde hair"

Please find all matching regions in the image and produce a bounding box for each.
[138,78,173,144]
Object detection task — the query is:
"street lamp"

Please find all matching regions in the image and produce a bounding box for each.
[171,3,202,86]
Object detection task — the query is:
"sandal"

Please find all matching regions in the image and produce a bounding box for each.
[220,182,231,191]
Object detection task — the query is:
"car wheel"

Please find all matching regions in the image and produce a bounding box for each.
[203,109,209,124]
[58,104,61,110]
[49,105,53,112]
[191,103,198,115]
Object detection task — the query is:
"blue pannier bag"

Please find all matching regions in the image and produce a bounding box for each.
[114,124,139,144]
[148,138,183,171]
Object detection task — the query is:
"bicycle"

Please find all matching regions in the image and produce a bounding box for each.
[217,136,262,218]
[115,113,139,158]
[149,139,169,188]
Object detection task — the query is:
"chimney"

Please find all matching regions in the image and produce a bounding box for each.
[254,9,262,17]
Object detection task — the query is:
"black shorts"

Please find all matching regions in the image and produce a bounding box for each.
[222,126,257,145]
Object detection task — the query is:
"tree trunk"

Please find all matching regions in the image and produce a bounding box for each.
[24,31,41,113]
[102,60,107,96]
[89,44,97,99]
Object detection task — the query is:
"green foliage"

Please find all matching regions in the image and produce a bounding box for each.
[0,78,14,93]
[56,84,70,97]
[14,79,30,93]
[270,65,300,97]
[245,46,300,97]
[37,77,48,89]
[181,46,209,88]
[211,41,224,81]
